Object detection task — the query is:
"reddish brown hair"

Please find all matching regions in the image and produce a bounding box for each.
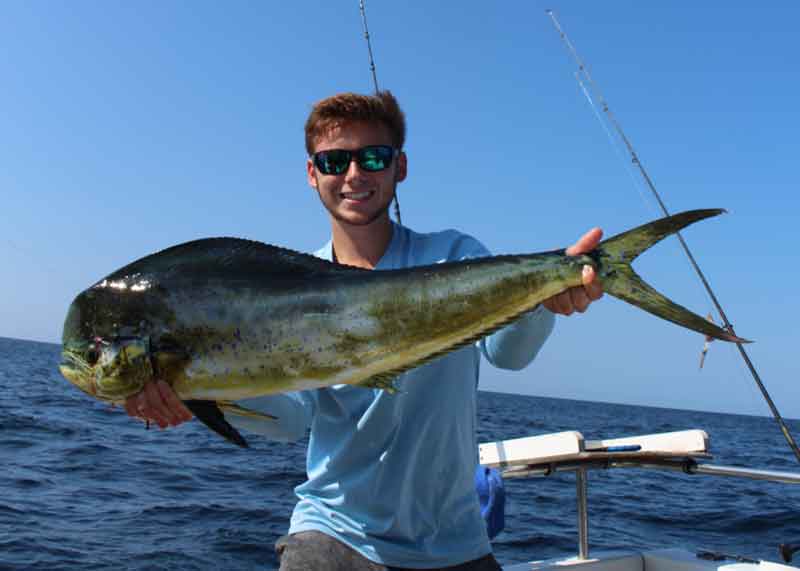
[304,90,406,155]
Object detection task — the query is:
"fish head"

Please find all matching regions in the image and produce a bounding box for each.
[59,275,173,403]
[60,334,153,402]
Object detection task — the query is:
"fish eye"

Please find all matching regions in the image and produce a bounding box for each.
[86,347,100,366]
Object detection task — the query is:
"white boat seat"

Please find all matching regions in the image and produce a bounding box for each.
[479,430,711,470]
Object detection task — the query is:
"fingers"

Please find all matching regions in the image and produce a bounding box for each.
[124,395,139,418]
[123,380,193,429]
[565,227,603,256]
[142,382,173,429]
[542,292,567,315]
[543,265,604,316]
[543,228,606,316]
[581,265,604,301]
[543,287,591,315]
[569,287,591,314]
[156,380,193,423]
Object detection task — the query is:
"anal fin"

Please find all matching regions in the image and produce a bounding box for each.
[358,373,400,393]
[218,402,278,422]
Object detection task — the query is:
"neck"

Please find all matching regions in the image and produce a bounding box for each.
[331,215,393,269]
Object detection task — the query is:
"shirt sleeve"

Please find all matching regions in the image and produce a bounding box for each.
[223,392,315,443]
[449,232,556,372]
[479,304,555,370]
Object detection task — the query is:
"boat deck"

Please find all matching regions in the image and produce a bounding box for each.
[480,430,800,570]
[504,549,797,571]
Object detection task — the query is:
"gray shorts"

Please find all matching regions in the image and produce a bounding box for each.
[276,531,503,571]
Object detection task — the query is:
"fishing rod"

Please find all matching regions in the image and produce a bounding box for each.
[358,0,380,94]
[357,0,403,226]
[545,9,800,464]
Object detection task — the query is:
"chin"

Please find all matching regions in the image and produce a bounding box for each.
[334,207,391,227]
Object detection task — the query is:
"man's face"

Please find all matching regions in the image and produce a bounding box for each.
[307,120,407,227]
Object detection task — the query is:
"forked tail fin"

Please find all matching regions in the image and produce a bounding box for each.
[596,209,749,343]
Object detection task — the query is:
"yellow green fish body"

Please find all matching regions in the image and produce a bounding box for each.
[59,209,744,446]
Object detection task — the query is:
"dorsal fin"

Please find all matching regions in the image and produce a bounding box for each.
[100,237,366,284]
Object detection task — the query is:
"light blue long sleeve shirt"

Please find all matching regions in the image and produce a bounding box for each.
[228,223,555,568]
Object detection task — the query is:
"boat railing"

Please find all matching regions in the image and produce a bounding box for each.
[479,430,800,562]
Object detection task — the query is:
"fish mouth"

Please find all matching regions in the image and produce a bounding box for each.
[59,350,97,397]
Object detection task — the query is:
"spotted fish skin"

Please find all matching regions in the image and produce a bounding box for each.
[59,209,744,446]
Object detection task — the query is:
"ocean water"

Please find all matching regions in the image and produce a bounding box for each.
[2,335,800,570]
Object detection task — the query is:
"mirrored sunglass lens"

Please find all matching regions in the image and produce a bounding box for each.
[317,150,351,174]
[359,146,393,171]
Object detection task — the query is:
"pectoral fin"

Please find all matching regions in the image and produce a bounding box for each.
[183,400,249,448]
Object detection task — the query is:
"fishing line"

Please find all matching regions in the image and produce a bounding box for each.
[574,72,659,221]
[357,0,402,226]
[546,9,800,464]
[576,60,688,280]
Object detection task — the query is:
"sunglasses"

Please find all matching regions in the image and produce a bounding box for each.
[312,145,399,175]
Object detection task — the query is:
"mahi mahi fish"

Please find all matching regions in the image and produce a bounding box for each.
[59,209,747,447]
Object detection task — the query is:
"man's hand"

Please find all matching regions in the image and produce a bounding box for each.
[542,228,604,315]
[124,380,193,429]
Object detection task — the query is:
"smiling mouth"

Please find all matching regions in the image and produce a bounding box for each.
[341,190,374,201]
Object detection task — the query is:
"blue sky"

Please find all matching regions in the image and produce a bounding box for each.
[2,2,798,419]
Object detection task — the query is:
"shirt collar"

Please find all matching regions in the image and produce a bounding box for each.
[316,222,404,269]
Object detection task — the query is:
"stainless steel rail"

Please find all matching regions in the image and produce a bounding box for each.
[503,459,800,485]
[689,463,800,484]
[576,468,589,560]
[502,458,800,559]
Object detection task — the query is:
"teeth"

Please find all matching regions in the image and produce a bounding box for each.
[344,191,371,200]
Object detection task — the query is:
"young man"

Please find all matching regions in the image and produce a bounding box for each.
[126,91,603,570]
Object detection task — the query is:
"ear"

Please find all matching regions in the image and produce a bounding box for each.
[306,158,318,189]
[395,151,407,183]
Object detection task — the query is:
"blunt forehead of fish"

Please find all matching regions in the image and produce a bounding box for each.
[94,274,154,293]
[64,283,173,342]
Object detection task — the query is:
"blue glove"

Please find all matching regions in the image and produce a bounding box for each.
[475,465,505,539]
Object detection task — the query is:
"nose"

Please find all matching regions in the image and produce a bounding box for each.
[344,156,368,181]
